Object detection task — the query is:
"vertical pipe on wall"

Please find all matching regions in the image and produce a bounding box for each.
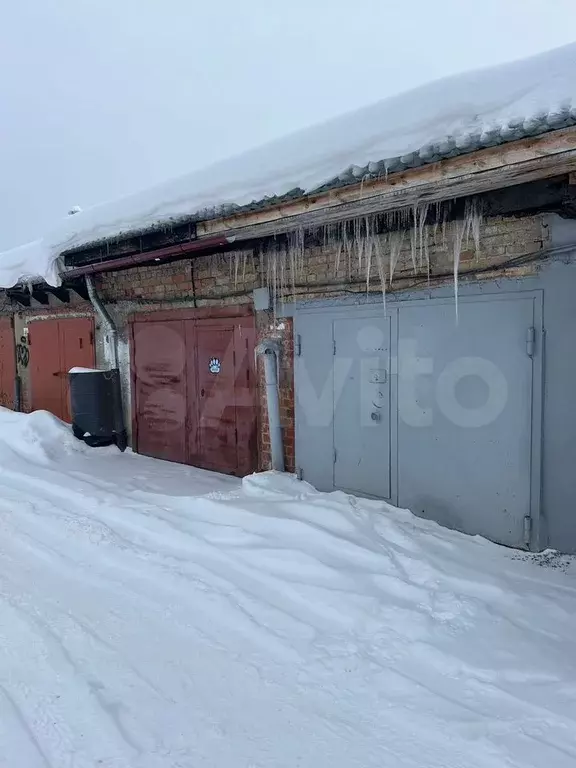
[85,276,119,369]
[84,275,127,451]
[256,339,285,472]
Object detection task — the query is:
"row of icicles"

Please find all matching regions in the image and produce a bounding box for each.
[226,199,483,319]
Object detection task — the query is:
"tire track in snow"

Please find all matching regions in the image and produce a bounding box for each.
[0,684,52,768]
[1,412,576,767]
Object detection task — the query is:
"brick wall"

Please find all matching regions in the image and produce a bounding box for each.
[99,215,549,307]
[256,314,295,473]
[263,213,550,303]
[98,250,259,306]
[94,213,550,476]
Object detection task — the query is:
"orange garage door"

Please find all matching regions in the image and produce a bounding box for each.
[0,317,16,409]
[29,318,95,422]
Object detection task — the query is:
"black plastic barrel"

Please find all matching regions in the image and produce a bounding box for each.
[69,368,127,451]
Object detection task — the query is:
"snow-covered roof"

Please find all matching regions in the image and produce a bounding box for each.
[1,42,576,289]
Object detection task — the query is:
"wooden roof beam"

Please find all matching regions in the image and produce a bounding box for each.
[43,286,70,303]
[198,127,576,240]
[7,289,31,307]
[31,289,50,305]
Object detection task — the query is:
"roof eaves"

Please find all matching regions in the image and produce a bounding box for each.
[63,114,576,258]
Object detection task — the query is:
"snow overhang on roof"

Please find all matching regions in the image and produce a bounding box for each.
[1,41,576,289]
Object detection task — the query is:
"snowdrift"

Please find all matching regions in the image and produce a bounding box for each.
[0,406,89,463]
[0,409,575,766]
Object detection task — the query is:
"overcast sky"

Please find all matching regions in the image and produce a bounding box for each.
[1,1,575,251]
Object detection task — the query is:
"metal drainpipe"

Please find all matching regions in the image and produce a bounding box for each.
[255,339,285,472]
[85,275,119,370]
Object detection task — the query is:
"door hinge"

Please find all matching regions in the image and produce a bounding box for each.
[526,327,535,358]
[296,334,302,357]
[333,448,337,463]
[296,466,303,481]
[332,338,336,356]
[523,515,532,548]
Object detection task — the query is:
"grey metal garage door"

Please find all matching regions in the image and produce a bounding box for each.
[294,291,542,549]
[396,295,539,548]
[333,316,391,498]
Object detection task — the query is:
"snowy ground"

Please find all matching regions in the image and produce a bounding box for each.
[0,409,575,768]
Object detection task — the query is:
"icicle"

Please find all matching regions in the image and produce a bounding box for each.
[452,218,467,323]
[432,202,441,246]
[285,242,293,304]
[441,213,448,251]
[292,227,305,282]
[424,225,431,285]
[465,197,483,256]
[335,241,343,277]
[342,222,353,279]
[353,217,364,276]
[375,236,387,316]
[278,247,284,307]
[233,250,240,288]
[410,205,418,273]
[389,229,406,286]
[364,216,374,292]
[418,202,429,268]
[365,235,373,293]
[281,245,287,307]
[271,248,278,319]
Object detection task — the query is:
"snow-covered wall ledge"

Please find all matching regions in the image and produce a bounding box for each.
[0,240,59,290]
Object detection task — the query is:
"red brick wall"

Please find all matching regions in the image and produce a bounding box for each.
[97,251,258,305]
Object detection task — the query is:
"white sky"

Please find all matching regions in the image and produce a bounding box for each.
[1,1,575,251]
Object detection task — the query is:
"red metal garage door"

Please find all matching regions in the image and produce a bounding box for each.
[131,310,257,475]
[0,317,16,409]
[132,319,188,464]
[29,318,95,421]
